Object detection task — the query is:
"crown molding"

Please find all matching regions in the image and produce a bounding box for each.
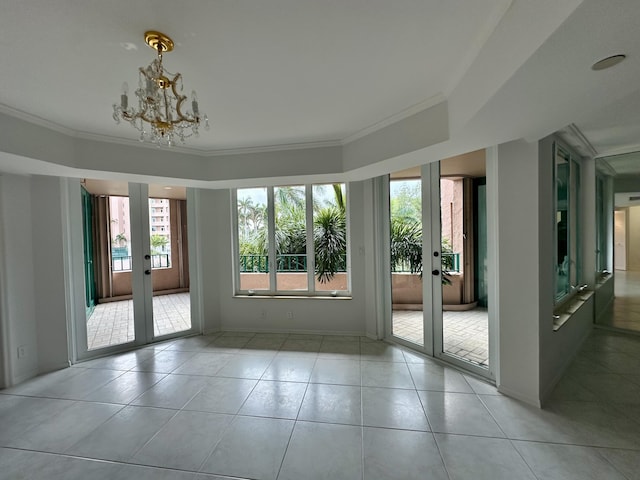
[205,140,342,157]
[75,130,342,157]
[341,93,446,145]
[594,143,640,159]
[1,95,445,159]
[0,104,77,137]
[74,130,208,156]
[596,158,617,176]
[557,124,598,158]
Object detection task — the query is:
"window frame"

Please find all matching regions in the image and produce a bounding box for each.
[595,173,610,275]
[232,183,351,297]
[553,142,582,306]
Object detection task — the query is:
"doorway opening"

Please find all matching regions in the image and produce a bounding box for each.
[387,150,491,374]
[80,180,191,352]
[438,154,489,368]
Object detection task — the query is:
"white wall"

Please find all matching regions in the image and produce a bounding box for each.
[0,174,80,385]
[194,188,224,333]
[196,182,369,335]
[0,174,39,385]
[494,140,541,405]
[31,176,70,373]
[614,210,627,270]
[537,136,594,404]
[627,206,640,270]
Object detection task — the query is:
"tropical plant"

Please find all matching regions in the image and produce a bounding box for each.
[113,233,127,247]
[390,217,422,274]
[314,206,346,283]
[440,237,454,285]
[238,184,348,282]
[389,216,452,285]
[390,181,421,223]
[150,234,169,254]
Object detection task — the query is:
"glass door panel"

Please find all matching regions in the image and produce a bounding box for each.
[148,184,192,339]
[389,173,424,347]
[81,180,135,352]
[438,156,489,370]
[77,180,196,360]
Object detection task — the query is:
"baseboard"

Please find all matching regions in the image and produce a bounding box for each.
[38,361,73,376]
[496,385,542,408]
[218,326,366,337]
[11,367,40,387]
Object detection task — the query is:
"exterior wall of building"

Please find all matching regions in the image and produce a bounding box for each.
[239,273,348,292]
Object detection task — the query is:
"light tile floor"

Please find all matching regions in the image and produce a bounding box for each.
[2,329,640,479]
[393,308,489,366]
[87,293,191,350]
[599,270,640,333]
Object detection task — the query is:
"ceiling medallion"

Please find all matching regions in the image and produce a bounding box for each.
[113,31,209,147]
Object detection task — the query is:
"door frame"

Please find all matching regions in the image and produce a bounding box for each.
[70,180,201,363]
[383,161,496,381]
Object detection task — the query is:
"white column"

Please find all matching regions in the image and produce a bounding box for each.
[492,139,542,406]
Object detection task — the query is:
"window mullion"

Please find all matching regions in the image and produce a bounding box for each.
[306,185,315,293]
[267,187,277,293]
[231,189,241,293]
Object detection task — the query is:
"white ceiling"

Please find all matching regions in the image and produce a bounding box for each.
[2,0,640,182]
[0,0,509,151]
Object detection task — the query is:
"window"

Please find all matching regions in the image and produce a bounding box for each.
[234,184,349,295]
[554,144,581,303]
[595,174,610,275]
[149,198,172,269]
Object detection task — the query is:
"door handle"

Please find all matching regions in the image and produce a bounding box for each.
[144,254,151,260]
[145,269,151,275]
[432,269,440,276]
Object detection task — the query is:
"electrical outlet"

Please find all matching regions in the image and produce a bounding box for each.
[17,345,26,358]
[286,311,293,319]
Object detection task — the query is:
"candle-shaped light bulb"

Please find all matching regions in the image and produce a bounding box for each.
[191,90,199,116]
[120,82,129,110]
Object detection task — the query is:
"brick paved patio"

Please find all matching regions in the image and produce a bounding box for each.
[86,293,487,366]
[393,308,489,366]
[86,293,191,350]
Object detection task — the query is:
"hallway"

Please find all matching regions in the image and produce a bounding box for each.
[599,271,640,333]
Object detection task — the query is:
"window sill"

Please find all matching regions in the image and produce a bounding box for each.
[553,290,593,331]
[234,294,352,300]
[596,272,612,286]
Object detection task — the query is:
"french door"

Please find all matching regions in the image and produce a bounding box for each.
[387,159,494,379]
[76,181,196,360]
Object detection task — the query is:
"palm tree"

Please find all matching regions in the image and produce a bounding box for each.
[150,234,169,254]
[314,206,346,283]
[390,217,422,274]
[237,197,254,239]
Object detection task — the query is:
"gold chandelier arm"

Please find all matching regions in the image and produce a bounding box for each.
[171,73,194,125]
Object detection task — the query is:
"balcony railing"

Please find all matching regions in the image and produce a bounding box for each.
[442,253,461,273]
[112,254,170,272]
[239,254,347,273]
[392,253,460,273]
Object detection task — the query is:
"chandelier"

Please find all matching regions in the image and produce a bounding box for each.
[113,31,209,146]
